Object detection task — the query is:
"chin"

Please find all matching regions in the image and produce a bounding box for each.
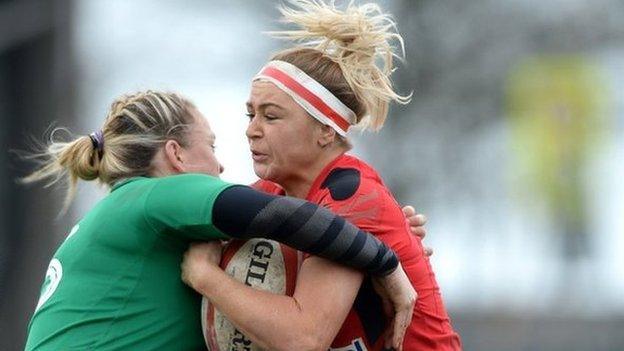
[253,163,278,182]
[252,164,268,179]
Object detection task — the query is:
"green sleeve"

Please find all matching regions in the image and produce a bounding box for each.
[143,173,235,240]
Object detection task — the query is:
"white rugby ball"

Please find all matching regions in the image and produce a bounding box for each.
[201,239,302,351]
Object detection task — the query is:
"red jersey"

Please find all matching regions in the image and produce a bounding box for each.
[253,154,461,351]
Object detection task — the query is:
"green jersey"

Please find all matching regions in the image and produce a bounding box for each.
[25,171,403,350]
[25,174,234,350]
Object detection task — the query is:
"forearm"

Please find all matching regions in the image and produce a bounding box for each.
[213,186,399,275]
[195,264,337,351]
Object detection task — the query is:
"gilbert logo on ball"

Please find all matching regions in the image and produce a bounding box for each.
[202,239,303,351]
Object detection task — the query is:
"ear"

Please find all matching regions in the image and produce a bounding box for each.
[163,139,185,173]
[317,124,337,148]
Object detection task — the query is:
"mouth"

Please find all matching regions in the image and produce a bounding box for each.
[251,150,268,162]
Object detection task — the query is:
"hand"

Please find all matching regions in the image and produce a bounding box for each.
[181,241,223,292]
[402,205,433,256]
[372,263,417,351]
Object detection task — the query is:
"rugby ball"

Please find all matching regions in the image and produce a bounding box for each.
[201,239,302,351]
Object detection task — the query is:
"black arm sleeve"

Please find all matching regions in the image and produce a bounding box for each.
[212,185,398,276]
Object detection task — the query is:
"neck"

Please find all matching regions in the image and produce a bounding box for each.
[281,147,345,199]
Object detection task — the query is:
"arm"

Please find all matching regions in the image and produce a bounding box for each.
[180,183,414,349]
[212,185,399,276]
[145,175,398,275]
[183,244,364,351]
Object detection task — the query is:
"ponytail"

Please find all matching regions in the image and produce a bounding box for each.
[21,91,197,211]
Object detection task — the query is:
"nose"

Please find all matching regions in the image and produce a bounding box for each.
[246,116,262,140]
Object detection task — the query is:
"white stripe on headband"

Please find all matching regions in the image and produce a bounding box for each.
[252,60,356,136]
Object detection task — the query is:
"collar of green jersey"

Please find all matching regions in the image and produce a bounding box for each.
[111,177,146,192]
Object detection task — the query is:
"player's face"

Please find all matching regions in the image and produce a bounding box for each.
[182,109,224,177]
[246,80,324,183]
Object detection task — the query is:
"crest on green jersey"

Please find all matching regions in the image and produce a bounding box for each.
[35,258,63,312]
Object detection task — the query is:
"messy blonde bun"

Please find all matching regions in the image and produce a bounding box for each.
[268,0,410,131]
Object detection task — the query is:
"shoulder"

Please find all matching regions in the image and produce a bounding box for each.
[145,174,236,208]
[143,174,237,233]
[319,155,386,202]
[153,173,233,190]
[316,156,406,231]
[320,167,362,201]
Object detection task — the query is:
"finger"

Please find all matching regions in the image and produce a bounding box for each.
[392,309,411,351]
[410,226,426,239]
[424,247,434,257]
[191,241,212,252]
[402,205,416,217]
[407,213,427,227]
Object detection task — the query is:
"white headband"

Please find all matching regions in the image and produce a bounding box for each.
[253,60,356,136]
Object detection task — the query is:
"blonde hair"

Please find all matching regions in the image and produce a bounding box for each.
[268,0,411,131]
[21,90,197,210]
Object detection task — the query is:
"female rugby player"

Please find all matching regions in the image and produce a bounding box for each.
[22,90,415,350]
[182,1,461,350]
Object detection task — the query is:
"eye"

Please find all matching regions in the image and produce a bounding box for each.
[265,115,278,121]
[207,139,216,150]
[245,112,255,120]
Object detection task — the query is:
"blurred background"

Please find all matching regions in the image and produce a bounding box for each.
[1,0,623,350]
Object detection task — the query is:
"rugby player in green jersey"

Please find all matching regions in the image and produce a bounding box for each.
[22,91,416,350]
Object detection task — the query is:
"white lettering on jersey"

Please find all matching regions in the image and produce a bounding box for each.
[35,258,63,312]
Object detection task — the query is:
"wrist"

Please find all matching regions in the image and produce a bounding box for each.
[192,263,225,297]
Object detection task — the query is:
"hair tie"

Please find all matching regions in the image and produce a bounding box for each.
[89,130,104,153]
